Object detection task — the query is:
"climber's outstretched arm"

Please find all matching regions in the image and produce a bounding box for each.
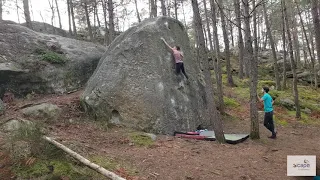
[161,37,173,51]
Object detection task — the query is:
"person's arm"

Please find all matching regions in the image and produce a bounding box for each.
[161,37,173,51]
[257,94,264,102]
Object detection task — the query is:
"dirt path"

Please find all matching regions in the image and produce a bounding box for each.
[49,119,320,180]
[1,91,320,180]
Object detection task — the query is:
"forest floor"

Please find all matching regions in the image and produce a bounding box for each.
[1,78,320,180]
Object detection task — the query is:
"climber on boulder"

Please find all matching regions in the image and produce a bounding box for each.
[161,37,189,80]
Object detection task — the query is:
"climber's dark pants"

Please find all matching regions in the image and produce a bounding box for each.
[176,62,188,79]
[264,111,275,135]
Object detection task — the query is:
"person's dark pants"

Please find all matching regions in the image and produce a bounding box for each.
[175,62,188,79]
[264,111,275,135]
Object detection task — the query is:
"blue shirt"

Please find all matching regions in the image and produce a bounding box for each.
[262,93,273,112]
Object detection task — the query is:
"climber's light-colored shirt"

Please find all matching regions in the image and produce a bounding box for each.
[172,49,183,63]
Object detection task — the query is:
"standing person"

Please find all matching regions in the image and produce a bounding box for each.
[258,87,276,139]
[161,37,189,80]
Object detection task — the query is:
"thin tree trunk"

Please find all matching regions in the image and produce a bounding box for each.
[191,0,225,143]
[67,0,72,35]
[292,16,300,67]
[102,0,109,45]
[203,0,213,51]
[203,24,208,48]
[0,0,2,20]
[160,0,167,16]
[181,0,187,27]
[39,12,47,31]
[229,21,234,48]
[253,0,259,60]
[312,0,320,88]
[70,0,77,36]
[16,0,20,23]
[55,0,62,29]
[243,0,259,139]
[283,0,301,118]
[23,0,33,29]
[134,0,141,22]
[234,0,244,79]
[263,2,281,90]
[281,0,287,90]
[108,0,115,44]
[295,0,316,87]
[150,0,157,18]
[174,0,178,19]
[210,0,225,113]
[44,136,125,180]
[167,0,171,17]
[218,0,235,87]
[84,1,93,41]
[48,0,55,33]
[95,1,101,27]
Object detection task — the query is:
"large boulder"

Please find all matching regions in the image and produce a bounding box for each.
[22,21,69,37]
[0,21,106,96]
[81,17,210,134]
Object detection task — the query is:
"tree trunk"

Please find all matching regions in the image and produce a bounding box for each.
[55,0,62,29]
[181,0,187,27]
[108,0,115,43]
[210,0,225,114]
[48,0,55,33]
[70,0,77,36]
[283,0,301,118]
[296,0,316,88]
[281,0,287,90]
[0,0,2,21]
[234,0,244,79]
[218,0,235,87]
[229,21,234,48]
[160,0,167,16]
[263,2,281,90]
[134,0,141,22]
[252,0,259,60]
[167,0,171,17]
[102,0,109,45]
[44,137,126,180]
[67,0,72,35]
[292,17,300,67]
[191,0,225,143]
[84,1,93,41]
[243,0,259,139]
[23,0,33,29]
[150,0,157,18]
[95,1,101,27]
[174,0,178,19]
[312,0,320,88]
[16,0,20,23]
[203,0,213,51]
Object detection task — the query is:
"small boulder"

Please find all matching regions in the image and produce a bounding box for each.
[2,119,33,132]
[302,108,312,114]
[21,103,61,122]
[279,98,295,110]
[258,111,264,123]
[144,133,157,141]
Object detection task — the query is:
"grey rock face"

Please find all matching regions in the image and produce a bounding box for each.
[0,21,106,96]
[81,17,210,134]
